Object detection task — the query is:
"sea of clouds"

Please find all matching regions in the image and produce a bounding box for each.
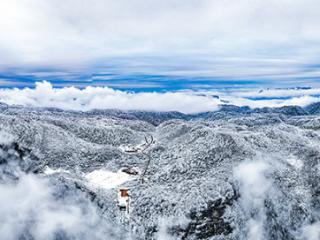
[1,81,320,113]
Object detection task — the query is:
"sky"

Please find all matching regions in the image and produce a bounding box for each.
[1,0,320,90]
[1,0,320,112]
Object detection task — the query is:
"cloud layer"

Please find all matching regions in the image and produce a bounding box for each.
[0,174,116,240]
[0,81,320,113]
[0,81,221,113]
[1,0,320,84]
[0,130,121,240]
[234,161,271,240]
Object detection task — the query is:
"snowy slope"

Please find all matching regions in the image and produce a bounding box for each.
[0,104,319,240]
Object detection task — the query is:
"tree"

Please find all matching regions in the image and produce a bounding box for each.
[140,135,155,183]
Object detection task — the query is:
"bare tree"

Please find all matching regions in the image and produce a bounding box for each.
[140,135,154,183]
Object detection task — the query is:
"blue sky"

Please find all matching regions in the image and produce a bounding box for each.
[1,0,320,91]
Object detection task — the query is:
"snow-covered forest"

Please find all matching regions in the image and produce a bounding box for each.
[0,103,319,240]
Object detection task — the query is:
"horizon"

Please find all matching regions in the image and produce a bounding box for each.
[0,80,319,113]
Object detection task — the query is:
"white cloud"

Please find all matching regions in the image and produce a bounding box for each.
[227,88,320,98]
[0,0,320,80]
[200,87,320,109]
[0,81,320,113]
[0,173,117,240]
[234,161,271,240]
[302,222,320,240]
[0,130,15,145]
[222,95,320,109]
[0,130,122,240]
[0,81,221,113]
[234,161,271,209]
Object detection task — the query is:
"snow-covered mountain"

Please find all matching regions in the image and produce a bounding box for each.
[0,103,319,240]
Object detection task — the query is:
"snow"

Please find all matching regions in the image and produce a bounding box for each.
[85,170,134,189]
[119,143,147,154]
[119,144,141,153]
[118,197,128,208]
[0,104,320,239]
[286,157,304,170]
[43,166,70,175]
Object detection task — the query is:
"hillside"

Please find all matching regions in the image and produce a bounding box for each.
[0,104,319,240]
